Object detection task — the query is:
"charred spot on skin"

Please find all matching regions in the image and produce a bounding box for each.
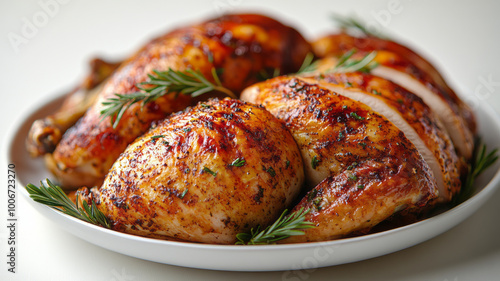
[253,186,264,204]
[110,195,129,210]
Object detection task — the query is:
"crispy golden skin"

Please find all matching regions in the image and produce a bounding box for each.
[309,72,462,202]
[84,98,304,244]
[241,77,438,241]
[26,58,121,157]
[48,14,311,189]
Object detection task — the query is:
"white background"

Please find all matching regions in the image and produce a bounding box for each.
[1,0,500,280]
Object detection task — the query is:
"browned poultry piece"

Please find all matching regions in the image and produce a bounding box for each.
[26,58,121,157]
[284,156,437,243]
[312,33,476,160]
[304,72,462,203]
[46,14,311,189]
[241,76,439,241]
[80,98,305,244]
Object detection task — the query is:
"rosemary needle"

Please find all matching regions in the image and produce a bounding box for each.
[332,49,379,73]
[296,52,320,74]
[331,13,386,38]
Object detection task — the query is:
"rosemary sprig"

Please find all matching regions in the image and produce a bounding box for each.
[100,67,236,128]
[331,14,385,38]
[453,142,499,205]
[25,179,111,228]
[332,49,379,73]
[235,208,315,245]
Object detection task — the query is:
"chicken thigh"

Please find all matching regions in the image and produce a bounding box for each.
[80,98,305,244]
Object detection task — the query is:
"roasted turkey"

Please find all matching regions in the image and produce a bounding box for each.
[27,13,477,244]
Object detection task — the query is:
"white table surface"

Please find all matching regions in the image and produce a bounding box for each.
[2,0,500,280]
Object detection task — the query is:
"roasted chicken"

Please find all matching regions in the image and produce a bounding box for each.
[43,13,310,189]
[79,98,304,244]
[27,13,477,244]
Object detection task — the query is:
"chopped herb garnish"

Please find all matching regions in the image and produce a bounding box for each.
[183,128,191,133]
[350,112,365,120]
[307,189,319,202]
[151,135,165,139]
[230,158,246,167]
[180,188,189,199]
[286,160,290,168]
[266,167,276,177]
[357,185,365,189]
[203,166,217,177]
[311,155,320,169]
[359,142,367,148]
[346,162,358,170]
[348,174,358,181]
[372,90,382,95]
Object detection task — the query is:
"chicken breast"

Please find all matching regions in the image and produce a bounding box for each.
[312,33,475,159]
[47,13,311,189]
[241,76,438,241]
[83,98,304,244]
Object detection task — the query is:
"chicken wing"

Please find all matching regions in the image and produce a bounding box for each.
[26,58,121,157]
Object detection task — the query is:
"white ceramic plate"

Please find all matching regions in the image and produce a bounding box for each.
[9,92,500,272]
